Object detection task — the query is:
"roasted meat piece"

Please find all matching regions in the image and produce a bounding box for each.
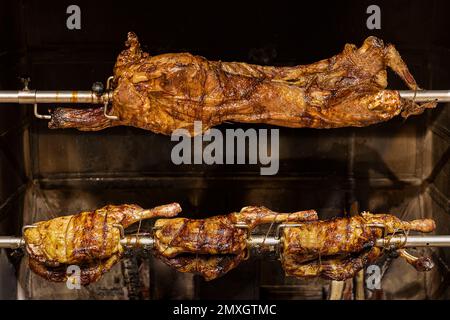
[281,212,436,281]
[24,203,181,285]
[153,206,318,280]
[157,252,247,281]
[49,33,436,135]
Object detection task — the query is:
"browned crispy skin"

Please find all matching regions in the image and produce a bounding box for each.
[28,255,120,286]
[281,212,436,280]
[24,203,181,285]
[49,107,111,131]
[153,206,317,279]
[154,215,248,258]
[282,212,435,261]
[49,33,436,135]
[153,206,317,258]
[157,252,247,281]
[283,247,383,281]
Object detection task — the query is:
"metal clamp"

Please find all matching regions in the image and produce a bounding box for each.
[233,223,251,238]
[34,103,51,120]
[233,223,252,259]
[360,222,411,252]
[112,224,125,239]
[17,225,37,248]
[19,78,51,120]
[377,229,408,250]
[22,224,37,235]
[103,76,118,120]
[275,223,303,240]
[18,78,51,120]
[274,223,304,258]
[110,224,127,253]
[17,225,37,249]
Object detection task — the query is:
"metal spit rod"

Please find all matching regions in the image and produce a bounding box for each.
[0,235,154,250]
[254,235,450,248]
[2,235,450,250]
[374,235,450,248]
[0,90,110,104]
[398,90,450,102]
[0,236,24,249]
[0,90,449,104]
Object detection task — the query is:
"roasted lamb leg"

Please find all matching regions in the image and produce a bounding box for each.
[24,203,181,285]
[281,212,436,281]
[153,206,318,280]
[49,33,436,135]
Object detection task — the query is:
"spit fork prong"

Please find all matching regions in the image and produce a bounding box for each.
[103,76,119,120]
[34,103,51,120]
[18,78,52,120]
[22,225,37,234]
[274,223,304,240]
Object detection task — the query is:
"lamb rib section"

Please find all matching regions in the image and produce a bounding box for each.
[49,33,436,135]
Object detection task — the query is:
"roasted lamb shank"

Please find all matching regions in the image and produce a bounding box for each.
[281,212,436,281]
[49,33,435,135]
[153,206,318,280]
[24,203,181,285]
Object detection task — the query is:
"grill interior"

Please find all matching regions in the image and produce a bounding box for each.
[0,0,449,300]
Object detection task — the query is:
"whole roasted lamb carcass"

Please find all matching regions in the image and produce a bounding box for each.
[49,33,435,135]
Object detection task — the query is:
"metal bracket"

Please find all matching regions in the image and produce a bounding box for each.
[34,103,51,120]
[22,224,37,234]
[377,229,408,250]
[233,223,251,238]
[112,224,125,238]
[274,223,304,259]
[275,223,303,240]
[20,78,51,120]
[103,76,118,120]
[360,222,411,251]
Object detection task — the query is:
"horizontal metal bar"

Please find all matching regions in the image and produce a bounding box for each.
[120,235,154,249]
[250,235,450,249]
[0,91,22,103]
[375,235,450,248]
[2,235,450,250]
[0,90,109,104]
[0,236,24,249]
[399,90,450,102]
[247,235,280,248]
[0,90,448,104]
[0,235,154,249]
[0,235,275,250]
